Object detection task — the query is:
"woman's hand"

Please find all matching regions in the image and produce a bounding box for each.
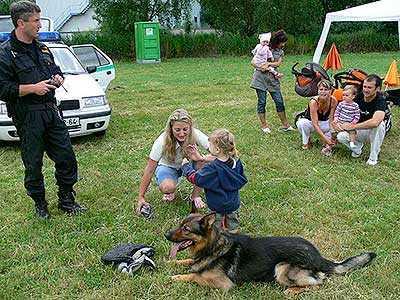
[136,197,150,216]
[323,135,332,145]
[136,159,158,215]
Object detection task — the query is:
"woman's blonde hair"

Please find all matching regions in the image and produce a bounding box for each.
[164,109,196,162]
[317,79,333,90]
[209,128,238,159]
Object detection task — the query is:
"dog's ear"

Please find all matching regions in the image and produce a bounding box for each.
[200,212,216,231]
[191,200,200,214]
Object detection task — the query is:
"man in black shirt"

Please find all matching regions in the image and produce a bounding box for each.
[337,74,388,166]
[0,1,87,219]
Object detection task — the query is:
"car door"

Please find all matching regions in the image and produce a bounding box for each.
[70,44,115,91]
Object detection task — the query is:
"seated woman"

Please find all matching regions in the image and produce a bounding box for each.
[296,79,338,156]
[136,109,209,216]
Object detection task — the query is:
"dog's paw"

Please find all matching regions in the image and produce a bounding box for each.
[171,274,195,282]
[175,259,193,266]
[284,287,307,295]
[171,274,184,281]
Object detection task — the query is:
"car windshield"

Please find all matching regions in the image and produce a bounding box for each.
[50,46,86,74]
[0,17,51,32]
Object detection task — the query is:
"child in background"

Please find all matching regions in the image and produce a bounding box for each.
[251,32,283,79]
[182,128,248,233]
[334,85,360,149]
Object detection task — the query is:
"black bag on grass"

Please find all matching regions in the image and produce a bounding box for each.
[102,243,156,274]
[102,243,148,264]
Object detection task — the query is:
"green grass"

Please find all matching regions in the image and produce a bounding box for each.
[1,52,400,300]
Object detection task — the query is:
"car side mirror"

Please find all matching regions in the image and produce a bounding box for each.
[86,66,97,74]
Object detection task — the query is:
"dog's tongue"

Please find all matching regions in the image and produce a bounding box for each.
[169,243,181,257]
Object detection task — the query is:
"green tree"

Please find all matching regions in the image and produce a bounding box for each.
[200,0,259,37]
[320,0,375,14]
[200,0,324,37]
[0,0,16,15]
[89,0,192,34]
[320,0,397,34]
[257,0,324,35]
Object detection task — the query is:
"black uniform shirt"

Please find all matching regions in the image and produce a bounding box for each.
[0,30,62,106]
[355,92,387,123]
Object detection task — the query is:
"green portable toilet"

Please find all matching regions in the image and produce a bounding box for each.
[134,21,161,63]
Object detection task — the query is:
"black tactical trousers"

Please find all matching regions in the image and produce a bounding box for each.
[14,107,78,196]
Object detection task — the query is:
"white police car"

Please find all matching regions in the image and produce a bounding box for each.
[0,30,115,141]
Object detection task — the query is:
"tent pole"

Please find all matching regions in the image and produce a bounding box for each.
[398,21,400,51]
[313,20,332,63]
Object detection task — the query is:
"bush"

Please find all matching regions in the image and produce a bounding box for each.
[63,30,399,61]
[161,33,218,58]
[327,30,398,53]
[285,34,320,56]
[216,33,256,56]
[63,31,135,60]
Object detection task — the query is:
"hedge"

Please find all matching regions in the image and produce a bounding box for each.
[63,30,398,61]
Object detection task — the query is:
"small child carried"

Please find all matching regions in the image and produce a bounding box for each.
[182,128,248,233]
[251,32,283,79]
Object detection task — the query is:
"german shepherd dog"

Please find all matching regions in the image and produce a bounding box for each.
[164,213,376,292]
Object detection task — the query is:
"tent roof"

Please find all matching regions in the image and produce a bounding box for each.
[313,0,400,63]
[326,0,400,22]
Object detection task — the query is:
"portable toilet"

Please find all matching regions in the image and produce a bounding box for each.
[134,21,161,63]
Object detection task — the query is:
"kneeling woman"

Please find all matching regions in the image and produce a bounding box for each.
[296,80,338,155]
[136,109,209,215]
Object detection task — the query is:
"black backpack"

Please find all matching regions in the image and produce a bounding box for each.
[102,243,153,265]
[291,62,330,97]
[333,68,368,91]
[102,243,156,274]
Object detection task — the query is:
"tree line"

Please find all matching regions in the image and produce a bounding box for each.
[88,0,391,37]
[0,1,396,38]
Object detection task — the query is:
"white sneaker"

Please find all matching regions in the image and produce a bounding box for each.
[366,159,378,166]
[351,143,364,158]
[262,127,271,134]
[280,126,295,132]
[350,142,356,148]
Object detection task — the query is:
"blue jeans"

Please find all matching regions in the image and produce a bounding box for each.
[256,89,285,113]
[155,165,182,185]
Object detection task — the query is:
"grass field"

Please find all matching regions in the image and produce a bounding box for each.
[1,52,399,300]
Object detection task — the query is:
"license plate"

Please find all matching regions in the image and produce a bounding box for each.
[63,117,79,128]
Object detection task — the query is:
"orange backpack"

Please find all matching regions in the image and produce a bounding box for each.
[291,62,330,97]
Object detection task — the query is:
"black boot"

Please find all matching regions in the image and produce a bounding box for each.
[58,188,88,213]
[30,192,50,220]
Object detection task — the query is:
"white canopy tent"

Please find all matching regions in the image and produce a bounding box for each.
[313,0,400,63]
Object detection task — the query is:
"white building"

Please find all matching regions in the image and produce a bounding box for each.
[37,0,98,33]
[37,0,204,33]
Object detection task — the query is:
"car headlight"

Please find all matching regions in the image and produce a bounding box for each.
[83,95,107,107]
[0,102,8,115]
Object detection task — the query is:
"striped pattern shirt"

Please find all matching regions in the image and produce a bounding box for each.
[334,101,360,123]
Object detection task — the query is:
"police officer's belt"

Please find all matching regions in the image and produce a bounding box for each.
[26,102,56,111]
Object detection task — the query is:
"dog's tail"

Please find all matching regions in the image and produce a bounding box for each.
[326,252,376,274]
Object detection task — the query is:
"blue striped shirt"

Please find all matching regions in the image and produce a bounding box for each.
[334,101,360,123]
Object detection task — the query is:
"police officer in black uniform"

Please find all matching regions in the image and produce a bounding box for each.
[0,1,87,219]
